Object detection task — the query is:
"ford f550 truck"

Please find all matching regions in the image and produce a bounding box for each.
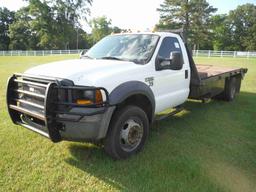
[7,32,247,159]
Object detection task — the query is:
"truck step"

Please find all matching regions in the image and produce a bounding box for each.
[202,98,211,103]
[155,106,184,121]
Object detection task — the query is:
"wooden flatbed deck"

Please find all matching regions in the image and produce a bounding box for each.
[196,64,242,79]
[189,63,247,100]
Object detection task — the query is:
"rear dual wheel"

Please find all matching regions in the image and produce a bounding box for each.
[104,105,149,159]
[215,77,240,101]
[224,77,238,101]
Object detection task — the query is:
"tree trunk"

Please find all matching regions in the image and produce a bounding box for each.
[183,0,189,43]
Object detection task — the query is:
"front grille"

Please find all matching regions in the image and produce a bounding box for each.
[15,77,48,115]
[7,73,61,142]
[7,73,110,142]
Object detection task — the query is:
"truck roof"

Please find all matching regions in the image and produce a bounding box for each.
[111,31,180,38]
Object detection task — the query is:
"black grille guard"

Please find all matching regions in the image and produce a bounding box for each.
[6,73,109,142]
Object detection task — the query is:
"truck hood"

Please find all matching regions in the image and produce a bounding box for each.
[25,59,140,85]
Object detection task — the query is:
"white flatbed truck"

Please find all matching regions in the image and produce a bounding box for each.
[7,32,247,159]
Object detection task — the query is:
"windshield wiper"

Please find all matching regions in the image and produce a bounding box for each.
[81,55,93,59]
[99,56,123,61]
[130,59,145,64]
[100,56,143,64]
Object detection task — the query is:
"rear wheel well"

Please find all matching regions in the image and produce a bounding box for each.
[116,94,153,123]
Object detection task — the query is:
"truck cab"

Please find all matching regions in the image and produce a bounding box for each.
[6,32,247,159]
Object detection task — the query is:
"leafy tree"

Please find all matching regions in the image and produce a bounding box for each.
[0,7,14,50]
[210,4,256,51]
[52,0,92,49]
[81,33,94,48]
[228,4,256,51]
[68,28,91,49]
[112,26,122,34]
[89,16,112,43]
[28,0,58,49]
[53,0,92,25]
[210,14,233,51]
[88,16,124,45]
[157,0,217,49]
[9,7,37,50]
[10,0,93,50]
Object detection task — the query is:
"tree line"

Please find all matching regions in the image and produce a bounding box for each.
[0,0,256,51]
[0,0,120,50]
[157,0,256,51]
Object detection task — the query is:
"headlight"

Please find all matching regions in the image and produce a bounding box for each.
[73,89,103,105]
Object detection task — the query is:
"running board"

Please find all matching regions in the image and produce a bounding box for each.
[155,107,184,121]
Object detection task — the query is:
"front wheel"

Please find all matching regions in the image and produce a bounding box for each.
[104,105,149,159]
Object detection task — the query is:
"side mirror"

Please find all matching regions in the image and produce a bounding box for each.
[79,50,86,59]
[155,51,183,71]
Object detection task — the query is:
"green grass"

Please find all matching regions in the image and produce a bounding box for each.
[0,56,255,191]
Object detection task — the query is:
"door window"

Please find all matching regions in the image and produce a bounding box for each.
[158,37,183,59]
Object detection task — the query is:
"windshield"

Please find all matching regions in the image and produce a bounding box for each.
[84,34,160,64]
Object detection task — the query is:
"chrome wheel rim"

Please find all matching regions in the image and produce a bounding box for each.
[120,118,143,152]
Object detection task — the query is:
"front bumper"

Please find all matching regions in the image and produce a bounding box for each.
[58,106,115,141]
[6,73,115,142]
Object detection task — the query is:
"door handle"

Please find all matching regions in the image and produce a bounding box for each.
[185,70,188,79]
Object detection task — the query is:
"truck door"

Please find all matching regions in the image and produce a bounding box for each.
[152,36,190,112]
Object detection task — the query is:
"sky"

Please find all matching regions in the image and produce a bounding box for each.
[0,0,255,32]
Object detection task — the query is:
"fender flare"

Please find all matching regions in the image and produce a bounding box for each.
[109,81,155,121]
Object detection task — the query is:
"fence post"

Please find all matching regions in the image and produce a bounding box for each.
[247,51,250,59]
[233,51,236,58]
[208,50,211,57]
[221,51,223,57]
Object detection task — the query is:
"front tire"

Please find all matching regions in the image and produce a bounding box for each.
[104,105,149,159]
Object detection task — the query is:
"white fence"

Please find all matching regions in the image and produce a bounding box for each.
[0,49,83,56]
[193,50,256,58]
[0,49,256,58]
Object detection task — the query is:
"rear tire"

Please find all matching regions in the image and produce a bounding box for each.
[224,77,237,101]
[104,105,149,160]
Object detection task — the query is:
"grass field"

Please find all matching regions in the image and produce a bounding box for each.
[0,56,255,192]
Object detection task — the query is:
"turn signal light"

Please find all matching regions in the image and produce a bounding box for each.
[76,99,93,105]
[95,90,103,104]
